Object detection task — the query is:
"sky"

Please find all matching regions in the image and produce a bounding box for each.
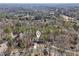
[0,0,78,3]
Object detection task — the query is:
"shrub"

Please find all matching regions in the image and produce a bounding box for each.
[4,26,13,33]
